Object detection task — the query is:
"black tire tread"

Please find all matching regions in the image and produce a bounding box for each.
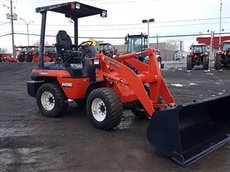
[18,55,25,62]
[37,83,67,117]
[87,87,123,130]
[132,106,148,119]
[203,55,209,70]
[214,55,222,70]
[187,56,193,70]
[25,55,33,62]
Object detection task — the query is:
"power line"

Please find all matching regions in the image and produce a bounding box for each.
[15,21,230,32]
[0,21,10,25]
[11,32,230,40]
[13,32,124,39]
[0,33,12,37]
[22,0,156,4]
[15,17,230,27]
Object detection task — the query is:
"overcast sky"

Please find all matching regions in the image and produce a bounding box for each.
[1,0,230,52]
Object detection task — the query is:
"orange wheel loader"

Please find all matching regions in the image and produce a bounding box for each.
[27,1,230,166]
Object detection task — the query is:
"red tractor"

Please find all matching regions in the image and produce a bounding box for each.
[187,44,209,70]
[0,48,13,62]
[214,40,230,70]
[16,46,39,62]
[98,43,117,58]
[15,46,26,62]
[44,45,58,62]
[33,46,53,63]
[16,46,52,63]
[27,1,230,166]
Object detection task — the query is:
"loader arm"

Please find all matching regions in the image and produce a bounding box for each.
[124,50,174,105]
[96,49,175,117]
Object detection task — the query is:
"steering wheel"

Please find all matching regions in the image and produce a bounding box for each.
[79,41,93,47]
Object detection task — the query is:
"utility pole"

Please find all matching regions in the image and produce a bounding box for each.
[210,31,215,60]
[4,0,17,56]
[219,0,222,51]
[10,0,15,57]
[210,31,214,54]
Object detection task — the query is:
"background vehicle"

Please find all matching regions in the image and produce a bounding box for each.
[125,33,163,68]
[16,46,39,62]
[27,1,229,166]
[0,48,12,62]
[16,46,52,63]
[187,44,209,70]
[214,40,230,70]
[15,46,26,62]
[44,45,58,62]
[98,43,117,58]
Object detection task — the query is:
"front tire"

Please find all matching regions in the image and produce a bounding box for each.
[37,83,68,117]
[203,55,209,70]
[86,87,123,130]
[18,55,25,62]
[25,55,33,62]
[187,56,193,70]
[214,55,222,70]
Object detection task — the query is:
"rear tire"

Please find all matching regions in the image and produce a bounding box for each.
[86,87,123,130]
[25,55,33,62]
[37,83,68,117]
[132,96,163,119]
[132,105,149,119]
[18,55,25,62]
[187,56,193,70]
[214,55,222,70]
[203,55,209,70]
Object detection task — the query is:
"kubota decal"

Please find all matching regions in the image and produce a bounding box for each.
[106,59,120,68]
[61,83,73,87]
[40,70,48,75]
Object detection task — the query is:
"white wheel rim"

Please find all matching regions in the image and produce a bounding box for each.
[41,91,55,111]
[91,98,106,122]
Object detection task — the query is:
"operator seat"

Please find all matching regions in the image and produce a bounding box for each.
[56,30,83,64]
[53,30,96,81]
[56,30,72,57]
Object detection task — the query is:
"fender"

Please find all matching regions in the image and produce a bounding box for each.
[27,80,44,97]
[85,81,106,97]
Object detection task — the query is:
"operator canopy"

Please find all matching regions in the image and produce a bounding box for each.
[36,1,107,19]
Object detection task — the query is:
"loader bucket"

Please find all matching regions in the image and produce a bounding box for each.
[147,95,230,166]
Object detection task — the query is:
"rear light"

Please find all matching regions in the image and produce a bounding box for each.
[71,2,76,9]
[101,11,107,18]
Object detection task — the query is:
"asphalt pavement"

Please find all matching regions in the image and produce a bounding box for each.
[0,62,229,172]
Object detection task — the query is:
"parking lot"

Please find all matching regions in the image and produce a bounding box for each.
[0,62,229,172]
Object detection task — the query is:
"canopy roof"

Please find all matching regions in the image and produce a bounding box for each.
[36,1,107,19]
